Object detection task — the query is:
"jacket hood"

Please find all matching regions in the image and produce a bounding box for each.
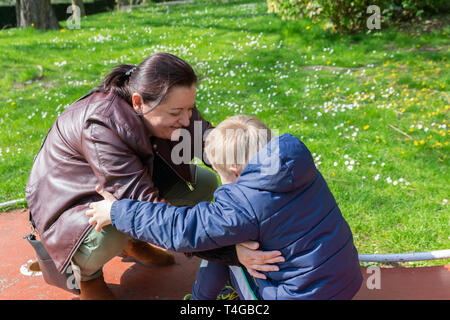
[237,134,317,193]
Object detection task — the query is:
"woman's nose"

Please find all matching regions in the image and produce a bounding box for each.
[178,112,190,127]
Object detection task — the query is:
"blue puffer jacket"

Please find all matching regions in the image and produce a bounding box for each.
[111,133,363,299]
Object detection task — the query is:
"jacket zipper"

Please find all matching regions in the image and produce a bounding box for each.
[154,150,195,191]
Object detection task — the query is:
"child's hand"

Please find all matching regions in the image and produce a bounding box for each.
[85,185,117,232]
[236,241,285,279]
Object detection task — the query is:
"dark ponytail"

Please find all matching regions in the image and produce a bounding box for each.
[91,64,136,103]
[91,53,198,112]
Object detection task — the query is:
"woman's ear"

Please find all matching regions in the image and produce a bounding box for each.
[132,93,143,113]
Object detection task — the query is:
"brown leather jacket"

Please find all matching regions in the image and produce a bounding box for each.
[25,90,235,273]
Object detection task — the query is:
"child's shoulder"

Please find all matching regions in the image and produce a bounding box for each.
[215,183,259,206]
[215,183,246,198]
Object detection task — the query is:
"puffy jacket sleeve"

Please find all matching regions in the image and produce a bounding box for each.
[80,121,164,203]
[110,187,259,252]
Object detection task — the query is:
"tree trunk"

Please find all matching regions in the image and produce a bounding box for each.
[72,0,86,18]
[15,0,60,30]
[116,0,130,11]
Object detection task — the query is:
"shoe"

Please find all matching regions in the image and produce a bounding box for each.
[183,293,192,300]
[79,275,116,300]
[122,239,175,266]
[216,285,239,300]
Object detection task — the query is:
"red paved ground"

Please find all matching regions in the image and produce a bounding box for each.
[1,209,449,300]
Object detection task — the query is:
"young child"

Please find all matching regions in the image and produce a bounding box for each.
[86,115,363,300]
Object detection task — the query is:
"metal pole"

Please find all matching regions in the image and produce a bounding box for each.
[359,249,450,262]
[0,198,26,210]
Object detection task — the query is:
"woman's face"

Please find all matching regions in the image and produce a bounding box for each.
[133,85,196,140]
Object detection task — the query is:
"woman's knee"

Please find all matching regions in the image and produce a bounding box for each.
[72,225,129,280]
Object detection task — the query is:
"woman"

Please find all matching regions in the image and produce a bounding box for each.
[25,53,282,300]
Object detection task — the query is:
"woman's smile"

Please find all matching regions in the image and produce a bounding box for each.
[137,85,197,140]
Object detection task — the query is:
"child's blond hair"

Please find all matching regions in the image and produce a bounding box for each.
[205,115,273,179]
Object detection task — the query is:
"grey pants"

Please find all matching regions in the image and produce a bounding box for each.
[72,166,218,281]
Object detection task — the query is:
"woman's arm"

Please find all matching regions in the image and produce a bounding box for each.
[189,243,284,279]
[81,121,165,203]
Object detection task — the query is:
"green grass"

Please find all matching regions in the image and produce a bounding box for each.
[0,0,448,266]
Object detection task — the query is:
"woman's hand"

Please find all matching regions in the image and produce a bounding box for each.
[86,185,117,232]
[236,241,285,279]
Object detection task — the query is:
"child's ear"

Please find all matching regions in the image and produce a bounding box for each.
[229,167,242,178]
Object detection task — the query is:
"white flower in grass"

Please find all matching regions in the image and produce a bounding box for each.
[54,61,67,67]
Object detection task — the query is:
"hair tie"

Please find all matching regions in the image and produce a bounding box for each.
[125,67,137,77]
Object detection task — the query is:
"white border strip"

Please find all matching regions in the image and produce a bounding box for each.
[229,266,257,300]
